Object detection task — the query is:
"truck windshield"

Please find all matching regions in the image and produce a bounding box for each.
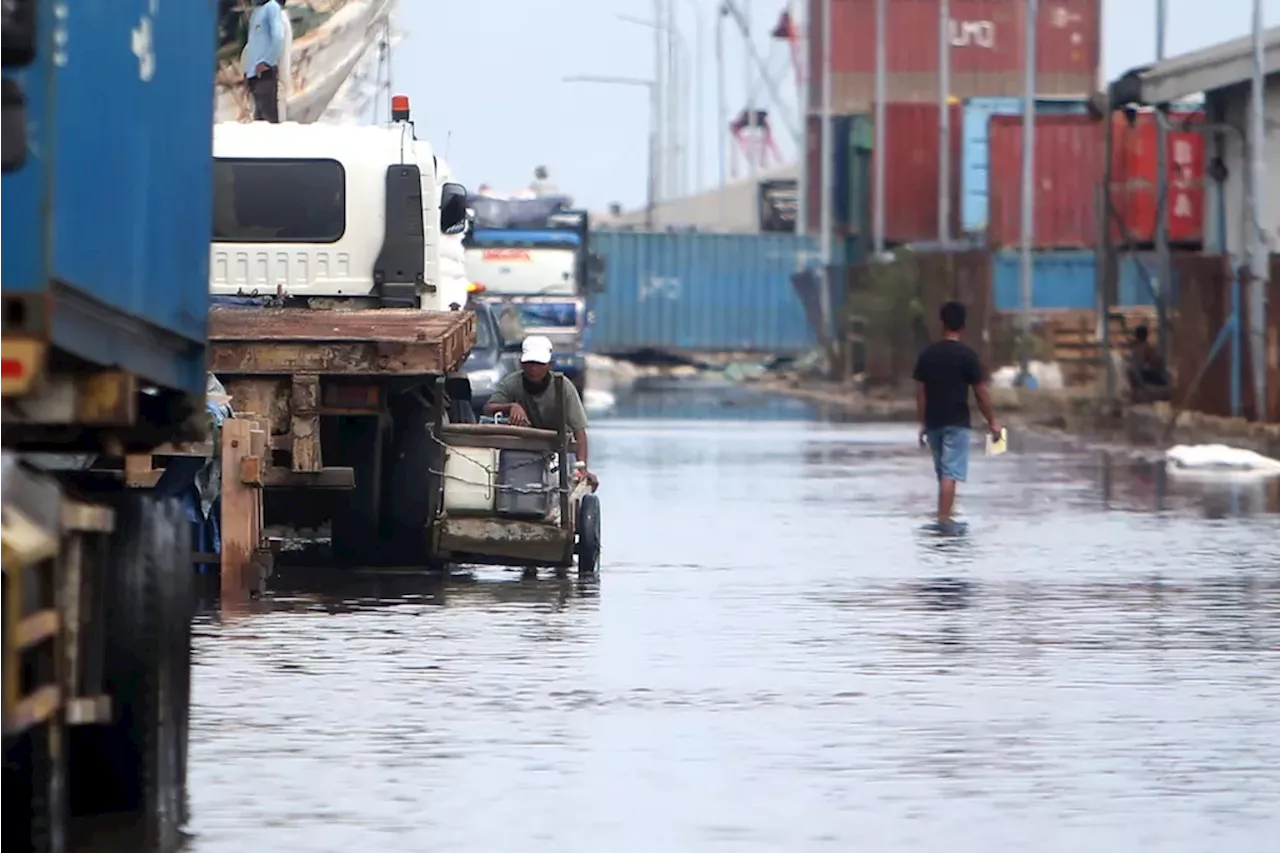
[213,158,346,243]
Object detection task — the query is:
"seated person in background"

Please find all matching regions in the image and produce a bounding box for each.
[1127,325,1171,400]
[483,335,598,489]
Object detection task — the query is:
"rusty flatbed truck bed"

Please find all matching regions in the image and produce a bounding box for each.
[206,305,476,589]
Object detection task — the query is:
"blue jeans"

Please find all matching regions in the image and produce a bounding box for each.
[926,425,971,482]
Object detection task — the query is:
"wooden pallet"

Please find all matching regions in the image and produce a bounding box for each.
[1042,309,1159,386]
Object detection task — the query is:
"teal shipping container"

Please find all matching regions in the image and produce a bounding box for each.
[804,114,873,237]
[992,250,1160,310]
[589,231,818,354]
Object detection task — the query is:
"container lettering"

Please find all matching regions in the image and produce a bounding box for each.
[949,20,995,49]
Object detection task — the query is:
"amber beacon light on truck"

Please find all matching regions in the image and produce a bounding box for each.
[391,94,410,123]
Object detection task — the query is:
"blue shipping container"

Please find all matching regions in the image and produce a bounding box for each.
[959,96,1090,238]
[992,251,1160,311]
[589,231,817,353]
[1,1,216,397]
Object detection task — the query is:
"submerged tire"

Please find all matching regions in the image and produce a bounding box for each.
[329,415,386,566]
[382,394,441,565]
[575,492,601,577]
[73,494,191,848]
[6,721,67,853]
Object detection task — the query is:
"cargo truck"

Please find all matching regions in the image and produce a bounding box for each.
[3,3,217,850]
[200,100,478,571]
[463,196,606,395]
[198,110,598,579]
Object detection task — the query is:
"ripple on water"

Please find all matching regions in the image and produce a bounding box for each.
[184,414,1280,853]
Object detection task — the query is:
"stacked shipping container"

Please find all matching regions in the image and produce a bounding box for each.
[985,110,1207,248]
[804,104,960,245]
[805,0,1105,245]
[807,0,1102,114]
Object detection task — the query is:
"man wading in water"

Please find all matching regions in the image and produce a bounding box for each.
[483,335,599,490]
[913,301,1001,529]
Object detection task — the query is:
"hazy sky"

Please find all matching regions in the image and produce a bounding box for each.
[391,1,1279,211]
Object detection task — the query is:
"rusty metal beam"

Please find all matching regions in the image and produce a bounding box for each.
[208,307,477,376]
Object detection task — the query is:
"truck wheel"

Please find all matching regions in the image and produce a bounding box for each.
[575,492,601,577]
[383,394,439,565]
[7,721,67,853]
[75,494,189,849]
[329,416,384,566]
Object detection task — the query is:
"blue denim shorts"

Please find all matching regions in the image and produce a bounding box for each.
[926,425,971,482]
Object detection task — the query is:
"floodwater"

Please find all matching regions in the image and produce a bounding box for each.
[185,390,1280,853]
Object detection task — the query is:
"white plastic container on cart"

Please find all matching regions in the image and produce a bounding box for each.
[442,447,499,514]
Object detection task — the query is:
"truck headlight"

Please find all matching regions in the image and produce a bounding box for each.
[469,368,501,394]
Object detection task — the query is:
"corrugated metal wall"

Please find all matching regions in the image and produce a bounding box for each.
[988,114,1103,249]
[960,96,1091,237]
[983,110,1208,249]
[991,251,1158,310]
[590,231,817,354]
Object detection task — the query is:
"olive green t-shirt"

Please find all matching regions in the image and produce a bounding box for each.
[490,371,588,432]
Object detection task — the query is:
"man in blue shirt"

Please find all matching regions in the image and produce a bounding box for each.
[243,0,286,123]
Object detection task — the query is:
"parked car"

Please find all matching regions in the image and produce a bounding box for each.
[464,300,520,412]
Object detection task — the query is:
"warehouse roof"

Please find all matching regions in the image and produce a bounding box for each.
[595,166,798,233]
[1110,27,1280,106]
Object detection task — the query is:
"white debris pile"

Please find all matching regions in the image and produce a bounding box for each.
[1165,444,1280,476]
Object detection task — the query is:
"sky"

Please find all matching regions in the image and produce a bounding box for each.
[391,0,1280,212]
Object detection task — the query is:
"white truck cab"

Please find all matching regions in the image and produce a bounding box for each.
[210,109,468,312]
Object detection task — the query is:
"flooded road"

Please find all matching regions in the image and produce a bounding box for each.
[186,393,1280,852]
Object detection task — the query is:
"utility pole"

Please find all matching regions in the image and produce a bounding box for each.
[1018,0,1038,379]
[818,0,834,346]
[1248,0,1269,415]
[1155,0,1172,376]
[797,0,809,235]
[872,0,886,254]
[938,0,951,245]
[653,0,665,206]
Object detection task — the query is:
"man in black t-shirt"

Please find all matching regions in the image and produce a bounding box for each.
[912,301,1001,527]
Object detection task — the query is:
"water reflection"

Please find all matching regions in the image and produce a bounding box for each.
[611,386,815,422]
[183,408,1280,853]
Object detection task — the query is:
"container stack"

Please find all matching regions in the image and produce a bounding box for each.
[805,0,1106,247]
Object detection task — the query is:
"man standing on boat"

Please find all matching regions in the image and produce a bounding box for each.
[483,336,598,490]
[913,301,1001,529]
[243,0,286,123]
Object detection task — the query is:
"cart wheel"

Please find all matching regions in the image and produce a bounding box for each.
[383,392,443,567]
[576,492,601,576]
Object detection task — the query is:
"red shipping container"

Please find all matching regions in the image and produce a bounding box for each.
[1110,112,1205,245]
[870,101,964,244]
[809,0,1102,114]
[987,114,1102,249]
[804,105,960,243]
[987,111,1207,249]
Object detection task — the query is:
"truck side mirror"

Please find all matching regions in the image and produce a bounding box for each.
[441,182,468,235]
